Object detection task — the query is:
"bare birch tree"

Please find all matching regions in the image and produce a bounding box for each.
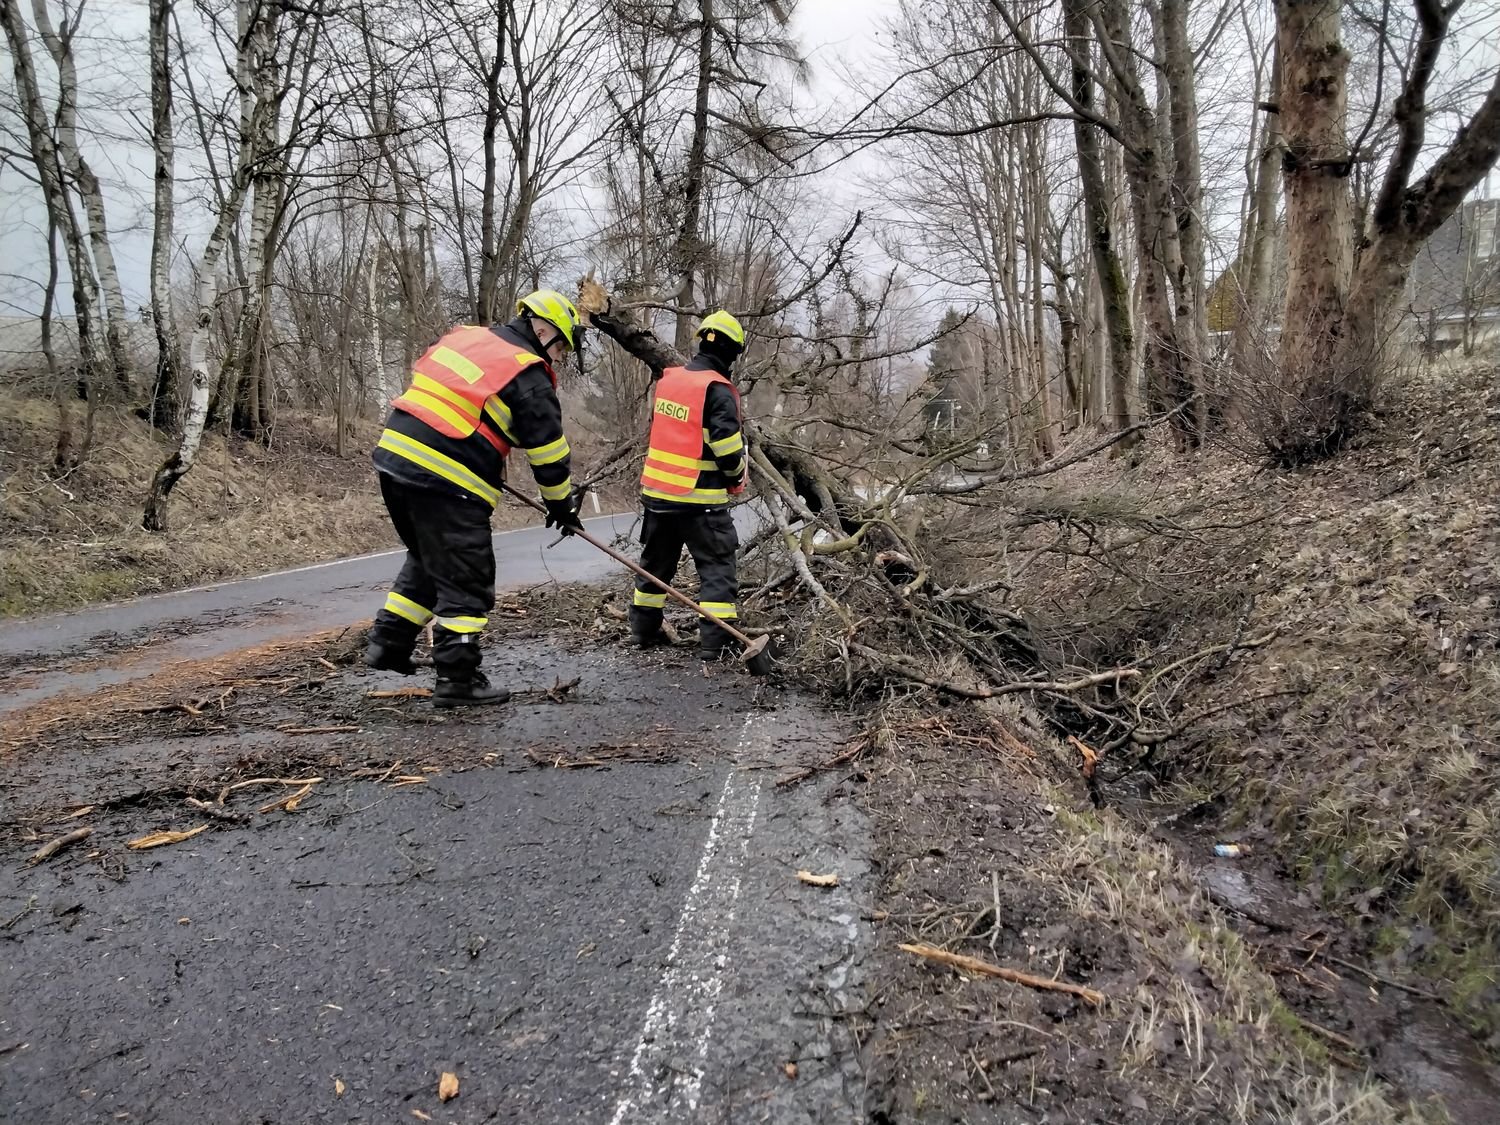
[143,0,286,531]
[0,0,105,400]
[28,0,133,392]
[147,0,182,429]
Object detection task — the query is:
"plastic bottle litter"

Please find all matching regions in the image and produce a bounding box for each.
[1213,843,1243,859]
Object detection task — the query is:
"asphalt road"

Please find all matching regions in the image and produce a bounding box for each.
[0,523,873,1123]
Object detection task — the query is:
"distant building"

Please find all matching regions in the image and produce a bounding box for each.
[1407,198,1500,355]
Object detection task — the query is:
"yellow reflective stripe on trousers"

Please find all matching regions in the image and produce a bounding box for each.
[632,590,667,608]
[377,430,501,506]
[641,487,730,505]
[525,435,571,466]
[699,601,737,619]
[384,590,433,625]
[538,478,573,501]
[707,432,743,456]
[646,447,716,472]
[435,615,486,634]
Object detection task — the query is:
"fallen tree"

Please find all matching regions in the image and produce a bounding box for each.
[574,276,1273,788]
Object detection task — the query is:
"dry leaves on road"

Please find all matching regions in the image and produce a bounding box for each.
[334,1078,346,1097]
[439,1071,459,1101]
[126,825,208,850]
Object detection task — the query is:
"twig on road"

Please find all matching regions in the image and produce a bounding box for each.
[27,827,92,865]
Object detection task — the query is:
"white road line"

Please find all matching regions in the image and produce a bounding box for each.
[607,713,766,1124]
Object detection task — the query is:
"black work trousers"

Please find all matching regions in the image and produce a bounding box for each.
[369,474,496,679]
[629,507,739,654]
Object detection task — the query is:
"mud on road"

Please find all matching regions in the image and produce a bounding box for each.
[1,597,874,1124]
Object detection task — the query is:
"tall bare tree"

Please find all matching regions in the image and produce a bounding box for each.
[146,0,182,429]
[1272,0,1500,459]
[144,0,287,531]
[28,0,133,392]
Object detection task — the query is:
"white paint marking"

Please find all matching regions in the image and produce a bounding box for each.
[607,713,766,1124]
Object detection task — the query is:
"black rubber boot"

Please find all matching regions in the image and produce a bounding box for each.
[364,641,416,675]
[697,643,735,663]
[631,630,669,649]
[432,672,511,709]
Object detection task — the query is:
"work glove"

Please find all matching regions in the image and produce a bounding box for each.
[544,492,584,536]
[728,470,749,496]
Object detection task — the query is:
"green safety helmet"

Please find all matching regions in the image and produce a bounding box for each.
[517,289,584,351]
[697,309,746,348]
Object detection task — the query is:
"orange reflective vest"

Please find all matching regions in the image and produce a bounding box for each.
[641,365,740,505]
[391,327,552,457]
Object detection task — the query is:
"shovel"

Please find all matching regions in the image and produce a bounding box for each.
[501,483,775,676]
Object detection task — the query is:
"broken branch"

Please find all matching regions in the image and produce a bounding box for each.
[899,942,1106,1006]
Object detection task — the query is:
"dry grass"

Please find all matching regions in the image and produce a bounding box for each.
[1009,357,1500,1038]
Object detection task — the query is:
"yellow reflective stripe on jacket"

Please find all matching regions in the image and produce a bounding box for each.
[483,398,518,445]
[646,448,715,472]
[539,478,573,501]
[384,590,433,625]
[435,614,486,634]
[399,388,476,436]
[699,601,737,619]
[411,373,481,420]
[632,590,667,608]
[429,345,485,386]
[707,431,743,457]
[641,486,729,505]
[642,465,699,490]
[525,435,571,467]
[377,430,502,506]
[514,351,544,366]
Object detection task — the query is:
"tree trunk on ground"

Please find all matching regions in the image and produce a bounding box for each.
[30,0,132,395]
[147,0,181,430]
[1064,0,1136,445]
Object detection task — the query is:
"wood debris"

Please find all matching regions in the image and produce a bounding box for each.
[796,870,839,888]
[218,776,324,804]
[126,825,209,851]
[259,781,318,814]
[367,686,432,700]
[438,1071,459,1102]
[899,942,1106,1006]
[28,827,92,864]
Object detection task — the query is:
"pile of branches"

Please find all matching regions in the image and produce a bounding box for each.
[576,279,1277,770]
